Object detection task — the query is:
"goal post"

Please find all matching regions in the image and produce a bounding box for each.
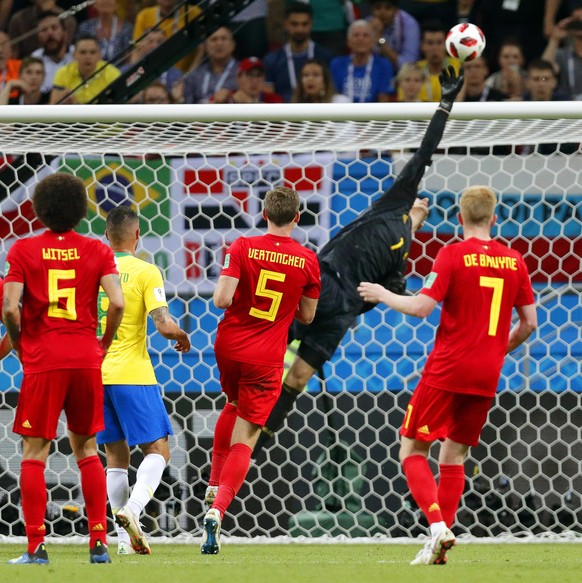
[0,102,580,541]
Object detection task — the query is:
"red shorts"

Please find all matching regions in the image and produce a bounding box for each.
[215,354,282,426]
[400,381,493,447]
[13,369,105,440]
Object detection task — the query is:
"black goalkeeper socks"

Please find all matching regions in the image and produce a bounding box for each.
[253,384,300,457]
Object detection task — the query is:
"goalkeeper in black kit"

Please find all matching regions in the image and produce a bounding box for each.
[252,66,465,458]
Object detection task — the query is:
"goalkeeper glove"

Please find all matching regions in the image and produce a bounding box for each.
[439,65,464,112]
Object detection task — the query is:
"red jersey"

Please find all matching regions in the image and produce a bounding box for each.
[4,230,118,373]
[420,237,534,397]
[0,277,3,321]
[214,234,320,367]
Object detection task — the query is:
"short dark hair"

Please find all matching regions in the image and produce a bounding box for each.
[36,10,63,25]
[421,19,447,36]
[32,173,88,233]
[20,56,45,73]
[285,1,312,17]
[527,58,555,76]
[75,34,100,49]
[106,205,139,244]
[264,186,300,226]
[370,0,399,7]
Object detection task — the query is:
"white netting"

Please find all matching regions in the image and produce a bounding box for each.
[0,104,580,540]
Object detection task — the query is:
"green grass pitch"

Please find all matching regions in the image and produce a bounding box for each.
[0,543,581,583]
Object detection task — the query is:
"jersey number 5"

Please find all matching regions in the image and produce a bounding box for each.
[249,269,286,322]
[48,269,77,320]
[480,276,504,336]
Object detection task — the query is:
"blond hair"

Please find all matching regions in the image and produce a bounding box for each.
[264,186,300,227]
[459,186,496,226]
[396,62,428,85]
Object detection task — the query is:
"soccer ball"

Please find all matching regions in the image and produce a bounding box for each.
[445,23,486,62]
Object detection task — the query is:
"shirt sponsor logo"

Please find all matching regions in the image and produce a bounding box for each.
[424,272,437,289]
[153,287,166,302]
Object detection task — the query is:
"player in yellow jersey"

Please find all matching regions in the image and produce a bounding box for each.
[97,206,190,555]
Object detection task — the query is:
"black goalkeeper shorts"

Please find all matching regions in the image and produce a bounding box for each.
[288,271,359,371]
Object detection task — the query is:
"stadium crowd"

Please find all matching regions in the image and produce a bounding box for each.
[0,0,580,105]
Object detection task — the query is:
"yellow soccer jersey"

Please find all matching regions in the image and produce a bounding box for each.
[412,57,461,102]
[100,253,167,385]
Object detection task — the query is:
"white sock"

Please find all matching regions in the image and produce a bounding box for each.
[127,453,167,518]
[107,468,130,541]
[430,521,447,538]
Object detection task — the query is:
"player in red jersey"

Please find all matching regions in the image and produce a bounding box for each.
[2,173,125,565]
[0,277,12,359]
[201,186,321,555]
[358,185,537,566]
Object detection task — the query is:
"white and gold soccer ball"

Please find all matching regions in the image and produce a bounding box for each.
[445,23,486,62]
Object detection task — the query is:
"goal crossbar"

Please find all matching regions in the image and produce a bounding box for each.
[0,102,581,155]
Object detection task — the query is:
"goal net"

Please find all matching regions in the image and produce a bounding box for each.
[0,102,580,541]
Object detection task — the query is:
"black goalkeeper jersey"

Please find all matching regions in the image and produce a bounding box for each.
[317,108,449,314]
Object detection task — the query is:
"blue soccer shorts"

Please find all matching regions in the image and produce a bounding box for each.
[97,384,174,447]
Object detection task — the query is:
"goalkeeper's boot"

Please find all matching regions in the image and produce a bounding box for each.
[115,506,151,555]
[410,528,456,566]
[8,542,49,565]
[204,485,218,510]
[117,540,136,555]
[89,540,112,564]
[200,508,222,555]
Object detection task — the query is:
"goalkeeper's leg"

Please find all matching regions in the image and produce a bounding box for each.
[253,355,316,456]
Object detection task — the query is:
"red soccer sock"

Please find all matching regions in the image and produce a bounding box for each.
[211,443,253,518]
[438,464,466,527]
[21,459,47,553]
[208,403,238,486]
[402,454,444,525]
[78,455,107,546]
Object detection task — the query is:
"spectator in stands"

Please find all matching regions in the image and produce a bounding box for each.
[0,55,49,104]
[183,26,238,104]
[330,19,396,103]
[32,11,74,94]
[485,38,527,101]
[50,34,121,104]
[128,28,183,103]
[0,31,21,99]
[78,0,133,66]
[459,56,507,102]
[542,5,582,100]
[521,59,576,155]
[416,19,460,102]
[264,2,332,103]
[368,0,420,71]
[132,0,201,73]
[211,57,284,104]
[479,0,552,66]
[525,58,571,102]
[231,0,269,60]
[8,0,76,59]
[310,0,350,57]
[292,59,349,103]
[396,62,427,101]
[142,81,173,104]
